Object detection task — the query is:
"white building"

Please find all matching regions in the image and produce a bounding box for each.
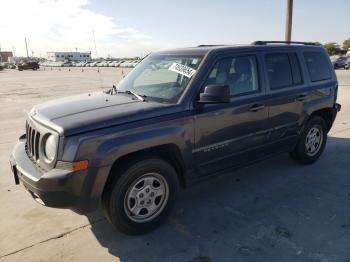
[47,52,92,62]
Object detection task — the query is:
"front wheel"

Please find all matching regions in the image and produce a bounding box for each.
[290,116,327,164]
[103,157,179,235]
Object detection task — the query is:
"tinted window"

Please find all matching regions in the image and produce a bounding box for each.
[205,56,259,96]
[289,53,303,85]
[303,51,331,82]
[265,53,293,89]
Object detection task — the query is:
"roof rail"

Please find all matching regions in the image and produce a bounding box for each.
[197,45,225,47]
[252,41,319,46]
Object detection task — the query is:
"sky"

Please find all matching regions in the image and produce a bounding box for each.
[0,0,349,58]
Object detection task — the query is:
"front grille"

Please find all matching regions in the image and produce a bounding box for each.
[25,121,41,161]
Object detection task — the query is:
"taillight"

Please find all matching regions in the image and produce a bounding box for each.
[335,103,341,112]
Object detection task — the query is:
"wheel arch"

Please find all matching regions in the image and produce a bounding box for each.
[101,143,188,202]
[309,107,334,132]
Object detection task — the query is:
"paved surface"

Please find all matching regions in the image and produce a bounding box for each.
[0,68,349,262]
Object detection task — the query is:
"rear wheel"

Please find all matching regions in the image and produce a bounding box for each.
[103,157,179,235]
[290,116,327,164]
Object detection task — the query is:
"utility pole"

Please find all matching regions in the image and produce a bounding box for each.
[92,31,98,59]
[25,38,29,57]
[285,0,293,42]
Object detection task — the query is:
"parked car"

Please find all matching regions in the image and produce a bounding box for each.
[82,62,89,67]
[110,61,121,67]
[61,61,72,67]
[333,56,350,69]
[0,64,3,71]
[119,61,126,67]
[105,61,114,67]
[10,41,341,235]
[7,63,16,69]
[88,61,99,67]
[96,61,105,67]
[17,61,40,71]
[130,60,140,67]
[109,61,116,67]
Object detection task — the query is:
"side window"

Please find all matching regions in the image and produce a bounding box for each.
[303,51,331,82]
[204,56,259,96]
[265,53,293,89]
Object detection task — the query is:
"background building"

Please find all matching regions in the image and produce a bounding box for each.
[47,51,91,62]
[0,52,13,63]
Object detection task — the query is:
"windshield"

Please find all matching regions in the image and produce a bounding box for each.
[116,54,203,103]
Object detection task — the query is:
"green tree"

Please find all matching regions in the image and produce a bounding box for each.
[323,42,341,55]
[343,39,350,49]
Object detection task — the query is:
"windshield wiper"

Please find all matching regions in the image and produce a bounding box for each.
[123,90,146,102]
[107,85,146,101]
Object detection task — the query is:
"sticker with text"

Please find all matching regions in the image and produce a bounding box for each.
[168,63,196,78]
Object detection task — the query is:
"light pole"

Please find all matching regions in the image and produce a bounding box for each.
[285,0,293,42]
[25,38,29,57]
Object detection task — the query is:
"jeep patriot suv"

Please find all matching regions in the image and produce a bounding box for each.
[10,41,341,234]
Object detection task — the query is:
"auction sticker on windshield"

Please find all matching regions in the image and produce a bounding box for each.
[168,63,196,78]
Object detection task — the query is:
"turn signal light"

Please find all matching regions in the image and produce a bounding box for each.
[72,160,89,171]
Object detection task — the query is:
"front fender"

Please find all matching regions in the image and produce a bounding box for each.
[94,125,192,167]
[69,113,195,171]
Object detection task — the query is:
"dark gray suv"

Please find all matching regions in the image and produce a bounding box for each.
[10,41,341,234]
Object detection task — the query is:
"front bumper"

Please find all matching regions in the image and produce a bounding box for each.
[9,139,110,214]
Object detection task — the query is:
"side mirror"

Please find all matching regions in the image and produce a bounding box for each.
[198,85,230,104]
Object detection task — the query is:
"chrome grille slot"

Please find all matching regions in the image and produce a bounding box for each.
[34,132,40,160]
[30,128,35,157]
[25,121,41,161]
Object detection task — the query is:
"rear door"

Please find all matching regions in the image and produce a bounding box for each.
[193,53,270,176]
[263,51,307,151]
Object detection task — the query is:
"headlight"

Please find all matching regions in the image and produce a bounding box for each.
[44,134,57,162]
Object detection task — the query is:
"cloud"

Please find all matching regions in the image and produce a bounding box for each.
[0,0,155,57]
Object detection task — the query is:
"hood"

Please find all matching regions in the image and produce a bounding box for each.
[31,91,172,136]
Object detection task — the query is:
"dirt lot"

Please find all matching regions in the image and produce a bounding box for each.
[0,68,350,262]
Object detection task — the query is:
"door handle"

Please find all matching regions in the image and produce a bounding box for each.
[296,94,308,101]
[249,104,265,112]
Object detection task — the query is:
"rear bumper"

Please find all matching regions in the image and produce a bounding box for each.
[328,103,341,131]
[331,103,341,121]
[9,139,111,214]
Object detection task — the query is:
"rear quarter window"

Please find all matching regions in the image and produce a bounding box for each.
[303,51,331,82]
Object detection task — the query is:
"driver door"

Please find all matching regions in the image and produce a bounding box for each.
[193,54,269,176]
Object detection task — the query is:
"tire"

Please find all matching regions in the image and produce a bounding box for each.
[290,116,327,164]
[102,156,179,235]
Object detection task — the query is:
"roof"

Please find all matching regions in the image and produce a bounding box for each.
[156,42,323,56]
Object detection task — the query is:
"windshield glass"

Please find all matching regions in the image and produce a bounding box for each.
[116,54,203,103]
